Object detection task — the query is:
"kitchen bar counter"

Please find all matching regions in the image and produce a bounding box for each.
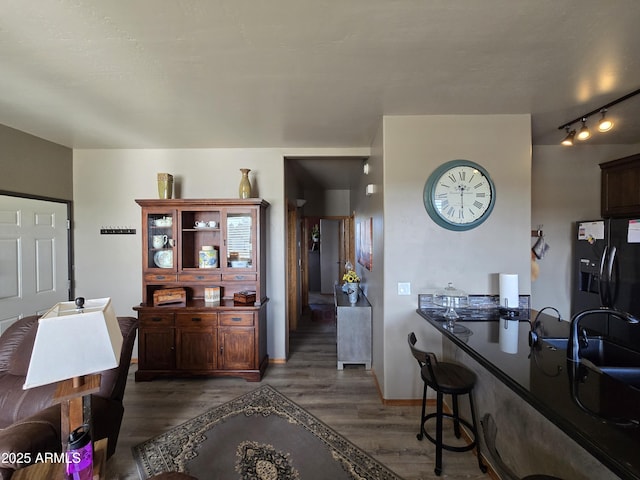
[417,308,640,480]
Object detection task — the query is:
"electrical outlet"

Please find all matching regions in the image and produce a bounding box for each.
[398,282,411,295]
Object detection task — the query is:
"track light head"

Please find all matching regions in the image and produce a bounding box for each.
[557,88,639,144]
[577,118,591,141]
[561,127,576,146]
[597,109,614,132]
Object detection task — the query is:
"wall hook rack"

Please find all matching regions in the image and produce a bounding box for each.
[531,226,543,237]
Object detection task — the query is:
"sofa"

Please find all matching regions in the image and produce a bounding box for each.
[0,314,138,479]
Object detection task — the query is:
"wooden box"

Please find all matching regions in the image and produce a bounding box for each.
[153,288,186,306]
[234,290,256,305]
[204,286,221,304]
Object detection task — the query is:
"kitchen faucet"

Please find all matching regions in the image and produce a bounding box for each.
[568,307,639,363]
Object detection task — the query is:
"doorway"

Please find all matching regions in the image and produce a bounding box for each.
[0,193,71,332]
[303,215,353,305]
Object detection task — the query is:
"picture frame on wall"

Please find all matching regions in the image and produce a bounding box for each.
[357,217,373,271]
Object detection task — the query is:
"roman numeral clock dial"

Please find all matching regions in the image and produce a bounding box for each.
[423,160,496,231]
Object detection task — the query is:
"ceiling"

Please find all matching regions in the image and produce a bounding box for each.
[1,1,639,160]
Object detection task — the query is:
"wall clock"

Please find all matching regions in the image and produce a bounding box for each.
[423,159,496,231]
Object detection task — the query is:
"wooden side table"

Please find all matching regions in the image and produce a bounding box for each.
[12,438,107,480]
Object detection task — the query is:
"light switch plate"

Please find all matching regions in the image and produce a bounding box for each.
[398,282,411,295]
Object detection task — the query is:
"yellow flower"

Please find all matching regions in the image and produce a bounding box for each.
[342,270,360,283]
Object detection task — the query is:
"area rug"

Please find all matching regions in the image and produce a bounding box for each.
[132,385,403,480]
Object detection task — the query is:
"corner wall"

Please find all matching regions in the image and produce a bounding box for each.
[381,114,532,400]
[0,124,72,200]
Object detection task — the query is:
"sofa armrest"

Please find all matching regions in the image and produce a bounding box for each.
[0,405,60,470]
[98,316,138,401]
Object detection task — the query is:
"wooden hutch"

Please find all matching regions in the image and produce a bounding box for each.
[133,198,269,382]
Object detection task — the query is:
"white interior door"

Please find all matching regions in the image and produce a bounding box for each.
[0,195,70,333]
[320,219,339,294]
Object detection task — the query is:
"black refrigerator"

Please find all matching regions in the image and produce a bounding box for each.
[572,218,640,346]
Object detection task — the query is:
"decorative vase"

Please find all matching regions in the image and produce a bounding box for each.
[157,173,173,199]
[238,168,252,199]
[346,282,359,304]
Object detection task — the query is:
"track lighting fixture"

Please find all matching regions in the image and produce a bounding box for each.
[558,87,639,145]
[561,127,576,146]
[597,109,614,132]
[577,118,591,141]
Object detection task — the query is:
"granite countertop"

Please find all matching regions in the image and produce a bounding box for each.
[417,307,640,480]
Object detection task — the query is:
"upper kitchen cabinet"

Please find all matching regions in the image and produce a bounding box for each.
[601,153,640,218]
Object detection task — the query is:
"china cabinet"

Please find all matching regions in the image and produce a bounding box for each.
[601,153,640,217]
[134,198,269,382]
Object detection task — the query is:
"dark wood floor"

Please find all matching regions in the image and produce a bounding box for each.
[106,303,489,479]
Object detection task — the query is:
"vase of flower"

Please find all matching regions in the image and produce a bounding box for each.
[342,269,360,304]
[346,283,359,304]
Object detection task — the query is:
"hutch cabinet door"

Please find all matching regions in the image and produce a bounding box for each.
[218,327,255,370]
[143,208,177,273]
[176,327,217,370]
[222,208,258,272]
[138,327,176,371]
[176,313,217,370]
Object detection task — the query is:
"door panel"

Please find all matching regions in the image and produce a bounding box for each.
[320,219,339,294]
[0,195,70,332]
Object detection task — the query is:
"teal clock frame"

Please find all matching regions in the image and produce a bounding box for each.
[423,159,496,231]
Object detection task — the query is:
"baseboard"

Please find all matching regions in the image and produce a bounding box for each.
[269,358,287,364]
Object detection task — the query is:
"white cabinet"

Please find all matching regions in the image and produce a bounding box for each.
[334,285,372,370]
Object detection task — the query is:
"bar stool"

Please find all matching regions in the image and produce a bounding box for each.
[408,332,486,476]
[481,413,563,480]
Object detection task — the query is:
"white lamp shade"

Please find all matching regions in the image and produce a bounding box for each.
[23,298,123,389]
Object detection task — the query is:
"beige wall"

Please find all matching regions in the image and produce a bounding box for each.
[73,148,287,358]
[73,147,367,362]
[0,124,72,200]
[380,114,532,399]
[531,144,640,319]
[351,120,385,387]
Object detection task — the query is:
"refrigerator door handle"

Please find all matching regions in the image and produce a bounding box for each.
[599,246,610,307]
[607,245,617,308]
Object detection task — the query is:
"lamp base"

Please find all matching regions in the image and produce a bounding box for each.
[54,374,102,453]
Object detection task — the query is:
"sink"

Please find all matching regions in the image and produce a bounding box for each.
[541,336,640,368]
[598,367,640,389]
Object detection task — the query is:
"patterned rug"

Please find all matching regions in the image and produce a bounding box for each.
[132,385,403,480]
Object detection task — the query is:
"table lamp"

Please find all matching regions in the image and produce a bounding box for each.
[23,297,123,450]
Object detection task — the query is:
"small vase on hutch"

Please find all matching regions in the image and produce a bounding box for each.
[239,169,252,199]
[157,173,173,199]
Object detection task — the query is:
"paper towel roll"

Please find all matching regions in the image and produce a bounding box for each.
[499,318,519,354]
[499,273,519,309]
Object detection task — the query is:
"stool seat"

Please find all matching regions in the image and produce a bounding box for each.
[421,362,476,394]
[408,332,486,476]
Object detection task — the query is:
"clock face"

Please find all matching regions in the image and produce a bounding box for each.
[423,160,496,231]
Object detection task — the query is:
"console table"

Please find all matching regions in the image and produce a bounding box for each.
[334,285,371,370]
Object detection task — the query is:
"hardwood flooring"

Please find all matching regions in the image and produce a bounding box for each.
[106,305,490,480]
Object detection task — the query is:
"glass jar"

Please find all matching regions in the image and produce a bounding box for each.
[199,246,218,268]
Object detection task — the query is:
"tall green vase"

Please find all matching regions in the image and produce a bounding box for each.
[239,168,252,199]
